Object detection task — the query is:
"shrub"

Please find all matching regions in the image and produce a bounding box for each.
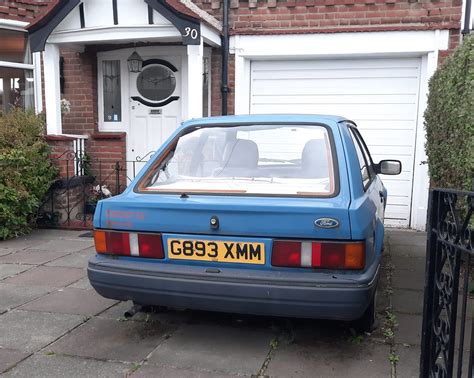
[424,35,474,190]
[0,109,57,239]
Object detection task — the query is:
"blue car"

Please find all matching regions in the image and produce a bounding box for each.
[88,114,401,330]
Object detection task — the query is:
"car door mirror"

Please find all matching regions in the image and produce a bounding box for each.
[376,160,401,175]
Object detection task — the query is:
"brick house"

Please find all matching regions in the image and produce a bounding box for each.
[0,0,471,229]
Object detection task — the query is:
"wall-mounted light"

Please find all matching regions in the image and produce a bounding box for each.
[127,51,143,73]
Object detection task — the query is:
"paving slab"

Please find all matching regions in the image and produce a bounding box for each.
[0,249,72,265]
[67,277,94,290]
[3,266,85,288]
[13,229,86,241]
[0,249,14,257]
[45,249,94,269]
[25,239,93,254]
[47,317,172,362]
[266,339,390,378]
[0,236,47,251]
[391,255,426,273]
[0,283,52,313]
[20,288,117,316]
[148,324,273,375]
[0,348,30,374]
[0,310,84,352]
[0,264,31,280]
[387,230,427,248]
[131,363,235,378]
[395,345,420,378]
[3,353,131,377]
[394,313,422,346]
[392,289,423,315]
[392,271,425,291]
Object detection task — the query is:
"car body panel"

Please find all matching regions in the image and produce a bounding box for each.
[88,114,389,321]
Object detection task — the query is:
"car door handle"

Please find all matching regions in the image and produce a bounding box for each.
[379,191,384,203]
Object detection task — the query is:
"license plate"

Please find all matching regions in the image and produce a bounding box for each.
[167,239,265,264]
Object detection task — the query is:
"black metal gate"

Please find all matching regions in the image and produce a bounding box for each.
[421,189,474,377]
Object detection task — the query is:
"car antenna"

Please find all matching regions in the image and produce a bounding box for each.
[180,193,189,199]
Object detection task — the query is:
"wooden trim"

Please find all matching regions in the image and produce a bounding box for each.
[27,0,81,53]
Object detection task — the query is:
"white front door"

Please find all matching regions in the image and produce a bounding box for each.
[128,57,182,179]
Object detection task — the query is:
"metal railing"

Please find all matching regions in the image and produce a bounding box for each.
[420,188,474,377]
[38,151,154,228]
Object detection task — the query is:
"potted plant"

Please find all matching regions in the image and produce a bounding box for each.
[85,184,112,214]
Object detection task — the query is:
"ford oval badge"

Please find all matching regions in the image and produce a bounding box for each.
[314,218,339,229]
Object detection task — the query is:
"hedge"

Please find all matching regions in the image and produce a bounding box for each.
[0,109,57,239]
[424,34,474,191]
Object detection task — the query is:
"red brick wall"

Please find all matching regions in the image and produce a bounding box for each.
[87,133,127,195]
[45,135,77,178]
[211,49,235,116]
[196,0,462,33]
[60,48,98,135]
[211,48,222,116]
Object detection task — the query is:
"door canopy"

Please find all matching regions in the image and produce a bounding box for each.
[28,0,207,52]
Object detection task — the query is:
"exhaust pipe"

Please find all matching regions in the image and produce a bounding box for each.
[124,304,143,319]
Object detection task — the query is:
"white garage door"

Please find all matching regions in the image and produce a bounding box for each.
[250,58,422,227]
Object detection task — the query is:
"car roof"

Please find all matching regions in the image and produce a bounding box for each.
[182,114,352,129]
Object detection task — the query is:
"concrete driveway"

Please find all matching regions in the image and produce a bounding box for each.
[0,229,424,377]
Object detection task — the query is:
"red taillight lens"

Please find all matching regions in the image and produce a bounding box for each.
[94,230,163,259]
[272,240,365,270]
[272,241,301,267]
[320,243,346,269]
[106,232,130,255]
[138,234,164,258]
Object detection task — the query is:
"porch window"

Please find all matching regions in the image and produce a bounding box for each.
[102,60,122,122]
[0,28,34,115]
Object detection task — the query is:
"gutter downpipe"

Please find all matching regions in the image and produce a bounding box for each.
[221,0,229,115]
[462,0,472,35]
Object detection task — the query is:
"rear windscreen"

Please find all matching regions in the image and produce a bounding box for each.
[140,124,336,196]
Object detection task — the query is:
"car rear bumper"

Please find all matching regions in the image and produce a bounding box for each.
[88,256,380,321]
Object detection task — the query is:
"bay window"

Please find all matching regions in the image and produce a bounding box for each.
[0,25,35,115]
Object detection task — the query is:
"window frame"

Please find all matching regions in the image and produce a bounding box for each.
[97,55,129,132]
[348,126,375,191]
[135,122,340,198]
[0,21,37,114]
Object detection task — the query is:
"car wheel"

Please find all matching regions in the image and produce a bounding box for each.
[354,290,377,333]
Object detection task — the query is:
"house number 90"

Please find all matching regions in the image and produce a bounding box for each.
[184,27,198,40]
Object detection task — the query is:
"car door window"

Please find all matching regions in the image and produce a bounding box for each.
[349,128,372,189]
[351,128,376,178]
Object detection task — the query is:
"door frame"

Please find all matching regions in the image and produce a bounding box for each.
[97,45,212,160]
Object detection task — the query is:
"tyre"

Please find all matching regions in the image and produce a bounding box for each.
[353,290,377,333]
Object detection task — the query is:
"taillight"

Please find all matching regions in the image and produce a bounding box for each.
[272,240,365,270]
[93,230,164,259]
[272,241,301,267]
[137,234,164,258]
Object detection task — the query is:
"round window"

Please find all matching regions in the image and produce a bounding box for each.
[136,65,176,102]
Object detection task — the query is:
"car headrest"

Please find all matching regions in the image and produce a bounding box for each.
[301,139,330,178]
[223,139,259,169]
